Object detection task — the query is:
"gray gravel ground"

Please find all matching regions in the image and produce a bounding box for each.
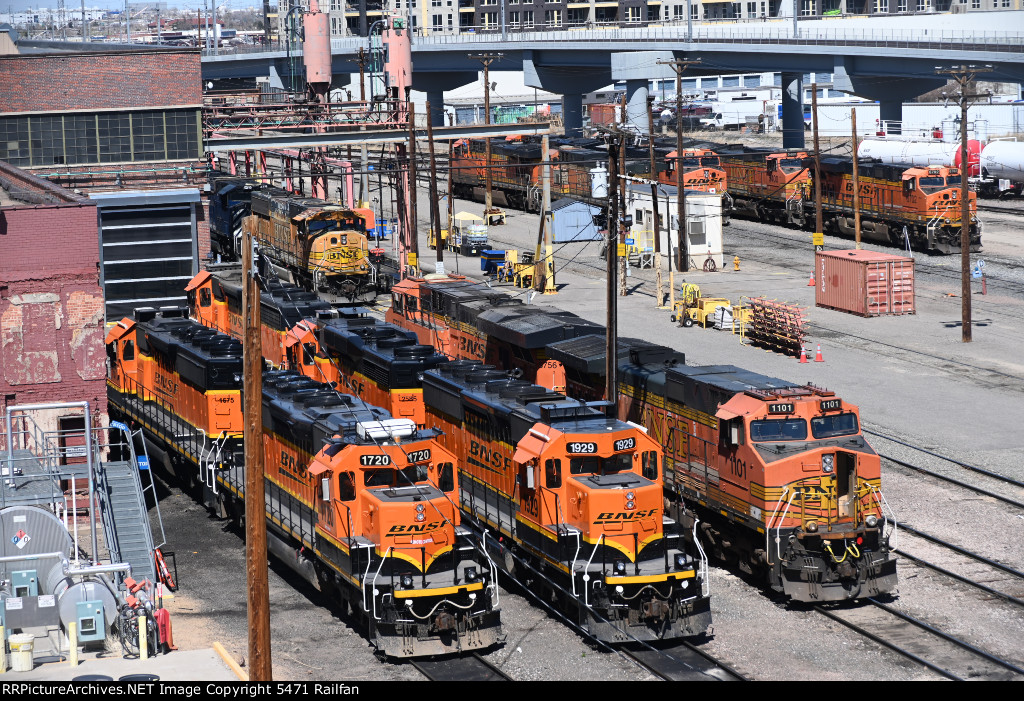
[153,175,1024,681]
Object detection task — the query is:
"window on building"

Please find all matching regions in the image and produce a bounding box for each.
[523,10,534,26]
[545,9,562,25]
[626,5,640,21]
[673,4,685,18]
[483,10,498,27]
[747,1,757,17]
[971,0,980,6]
[567,8,586,24]
[433,13,443,28]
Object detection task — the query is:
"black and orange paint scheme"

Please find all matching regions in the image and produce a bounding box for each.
[618,360,897,602]
[814,159,980,254]
[421,361,711,643]
[106,308,504,657]
[186,267,448,428]
[718,148,813,227]
[657,147,729,195]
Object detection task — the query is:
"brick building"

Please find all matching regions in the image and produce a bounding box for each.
[0,46,208,320]
[0,161,107,425]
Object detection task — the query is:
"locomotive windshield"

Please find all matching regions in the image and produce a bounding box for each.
[810,412,859,439]
[749,418,808,442]
[779,159,805,173]
[700,157,720,167]
[364,465,429,487]
[919,176,948,193]
[681,157,700,168]
[570,452,633,476]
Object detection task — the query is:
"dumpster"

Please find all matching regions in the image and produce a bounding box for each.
[481,250,506,275]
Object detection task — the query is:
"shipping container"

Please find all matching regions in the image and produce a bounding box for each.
[588,103,619,128]
[815,250,915,317]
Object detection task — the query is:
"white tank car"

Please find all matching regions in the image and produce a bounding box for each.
[978,141,1024,197]
[857,139,981,176]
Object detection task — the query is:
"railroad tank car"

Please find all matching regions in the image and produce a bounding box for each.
[617,358,897,602]
[815,158,980,254]
[385,280,897,603]
[421,360,712,643]
[857,138,982,177]
[105,309,504,657]
[978,140,1024,198]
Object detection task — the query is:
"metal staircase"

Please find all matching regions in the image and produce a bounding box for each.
[96,458,157,584]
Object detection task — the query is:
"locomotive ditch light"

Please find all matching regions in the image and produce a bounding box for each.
[674,554,687,570]
[465,566,479,582]
[822,454,835,473]
[402,575,414,589]
[806,521,819,533]
[865,515,878,528]
[614,560,627,575]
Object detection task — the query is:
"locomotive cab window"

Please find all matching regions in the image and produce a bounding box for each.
[811,412,859,439]
[122,339,135,361]
[338,471,356,501]
[641,451,658,480]
[570,452,633,476]
[779,159,804,173]
[681,157,700,169]
[749,418,807,442]
[919,176,947,194]
[199,287,212,308]
[545,458,562,488]
[437,462,455,492]
[720,418,744,448]
[701,156,720,167]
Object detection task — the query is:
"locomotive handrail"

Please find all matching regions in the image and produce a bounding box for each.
[690,517,710,598]
[579,531,599,606]
[480,530,500,608]
[866,483,899,551]
[366,544,391,620]
[765,486,798,565]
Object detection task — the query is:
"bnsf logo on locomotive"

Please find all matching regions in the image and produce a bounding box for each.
[469,440,512,472]
[326,249,360,261]
[154,371,178,398]
[594,509,659,524]
[387,522,443,535]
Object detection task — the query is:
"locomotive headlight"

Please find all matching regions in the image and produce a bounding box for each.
[614,560,626,575]
[822,454,835,473]
[416,503,425,513]
[626,491,635,501]
[415,512,425,522]
[626,500,635,510]
[465,566,478,582]
[401,575,414,589]
[865,515,878,528]
[806,521,819,533]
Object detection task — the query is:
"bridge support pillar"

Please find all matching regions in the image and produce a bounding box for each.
[781,72,805,149]
[413,71,478,129]
[524,56,613,138]
[879,99,903,135]
[612,52,675,138]
[832,60,946,137]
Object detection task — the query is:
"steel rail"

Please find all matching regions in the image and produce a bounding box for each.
[899,522,1024,580]
[894,549,1024,609]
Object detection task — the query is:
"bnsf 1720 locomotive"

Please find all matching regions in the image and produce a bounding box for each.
[106,308,504,657]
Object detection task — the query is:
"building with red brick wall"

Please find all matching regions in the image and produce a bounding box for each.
[0,161,107,425]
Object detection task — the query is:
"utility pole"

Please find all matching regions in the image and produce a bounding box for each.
[618,95,628,298]
[605,139,619,411]
[469,53,503,224]
[426,101,444,274]
[811,83,823,253]
[448,139,457,273]
[936,64,988,343]
[356,47,367,102]
[407,101,419,276]
[658,57,701,302]
[647,97,664,307]
[241,220,272,682]
[851,108,861,249]
[533,135,553,294]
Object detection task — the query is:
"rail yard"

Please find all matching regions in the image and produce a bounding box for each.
[2,8,1024,686]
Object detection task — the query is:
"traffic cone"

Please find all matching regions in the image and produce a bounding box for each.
[799,346,808,363]
[807,272,816,287]
[814,344,824,363]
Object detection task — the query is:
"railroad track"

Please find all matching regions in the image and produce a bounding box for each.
[624,641,748,681]
[977,200,1024,215]
[411,652,513,681]
[816,599,1024,681]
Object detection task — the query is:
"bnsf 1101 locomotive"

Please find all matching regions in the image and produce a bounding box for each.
[106,308,504,657]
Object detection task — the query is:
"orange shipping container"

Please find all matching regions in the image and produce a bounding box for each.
[815,250,915,317]
[588,103,619,127]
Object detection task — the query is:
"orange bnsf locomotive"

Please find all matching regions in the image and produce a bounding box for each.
[106,309,504,657]
[618,359,897,602]
[422,361,712,643]
[186,267,448,429]
[815,158,980,254]
[656,147,728,195]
